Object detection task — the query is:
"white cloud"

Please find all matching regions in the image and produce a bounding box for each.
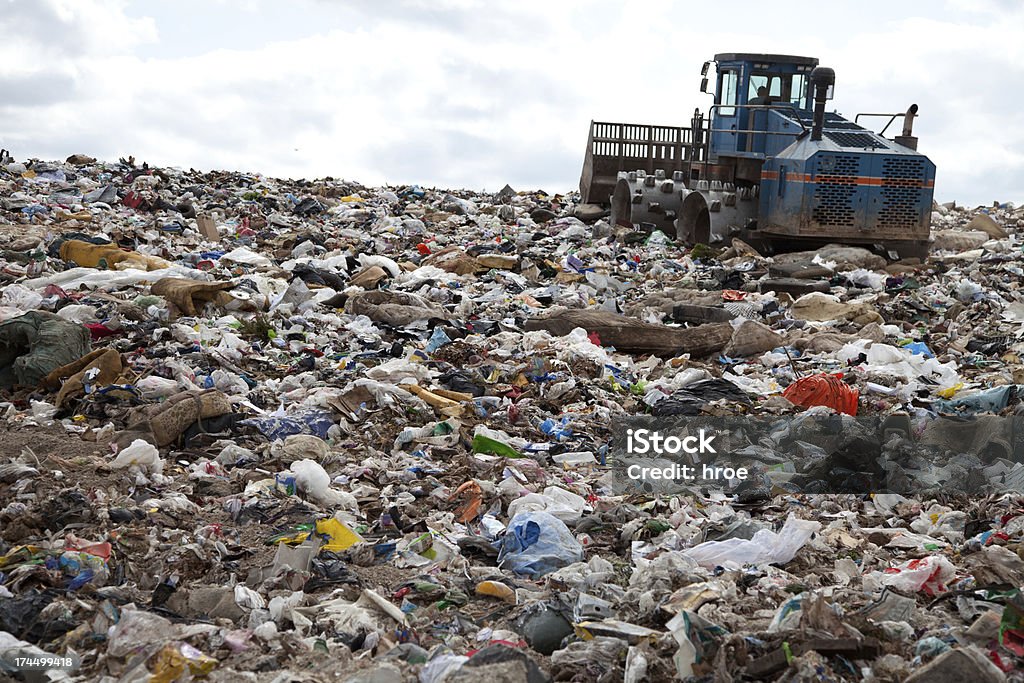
[0,0,1020,204]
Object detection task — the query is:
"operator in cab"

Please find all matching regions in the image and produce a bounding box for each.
[748,86,770,105]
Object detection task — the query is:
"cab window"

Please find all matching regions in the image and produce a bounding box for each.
[788,74,808,109]
[748,74,782,104]
[749,73,811,110]
[718,69,738,116]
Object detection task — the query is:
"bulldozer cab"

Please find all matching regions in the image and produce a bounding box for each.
[579,53,821,205]
[709,53,818,160]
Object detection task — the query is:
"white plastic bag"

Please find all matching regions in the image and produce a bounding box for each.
[357,253,401,277]
[507,486,590,524]
[234,584,267,610]
[290,458,331,499]
[682,514,820,569]
[211,369,250,395]
[110,439,164,475]
[220,247,272,267]
[289,459,357,511]
[136,375,181,399]
[873,555,956,595]
[845,268,886,290]
[0,284,43,311]
[909,507,966,543]
[55,304,98,323]
[27,400,58,426]
[365,358,436,383]
[217,443,256,465]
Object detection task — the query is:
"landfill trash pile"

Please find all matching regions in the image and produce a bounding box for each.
[1,152,1024,681]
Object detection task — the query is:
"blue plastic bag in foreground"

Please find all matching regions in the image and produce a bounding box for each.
[240,409,334,441]
[497,511,583,578]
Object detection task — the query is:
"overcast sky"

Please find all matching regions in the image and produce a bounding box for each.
[1,0,1021,205]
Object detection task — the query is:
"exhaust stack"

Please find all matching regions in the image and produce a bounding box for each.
[809,66,835,142]
[895,103,919,150]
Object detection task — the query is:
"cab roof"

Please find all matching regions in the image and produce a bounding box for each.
[713,53,819,67]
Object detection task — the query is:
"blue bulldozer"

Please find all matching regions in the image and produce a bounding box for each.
[579,53,935,258]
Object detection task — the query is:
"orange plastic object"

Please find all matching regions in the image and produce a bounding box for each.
[65,537,112,561]
[721,289,747,301]
[782,373,859,416]
[451,480,483,523]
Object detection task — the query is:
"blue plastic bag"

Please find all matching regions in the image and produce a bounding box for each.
[497,511,583,578]
[903,341,934,358]
[240,409,334,440]
[540,417,572,441]
[425,328,452,353]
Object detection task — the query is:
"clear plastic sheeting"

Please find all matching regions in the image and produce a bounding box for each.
[682,514,822,569]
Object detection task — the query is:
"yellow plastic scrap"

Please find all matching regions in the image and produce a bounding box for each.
[475,580,517,604]
[315,518,363,552]
[936,383,964,399]
[150,642,217,682]
[276,530,312,546]
[340,195,364,203]
[0,545,42,568]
